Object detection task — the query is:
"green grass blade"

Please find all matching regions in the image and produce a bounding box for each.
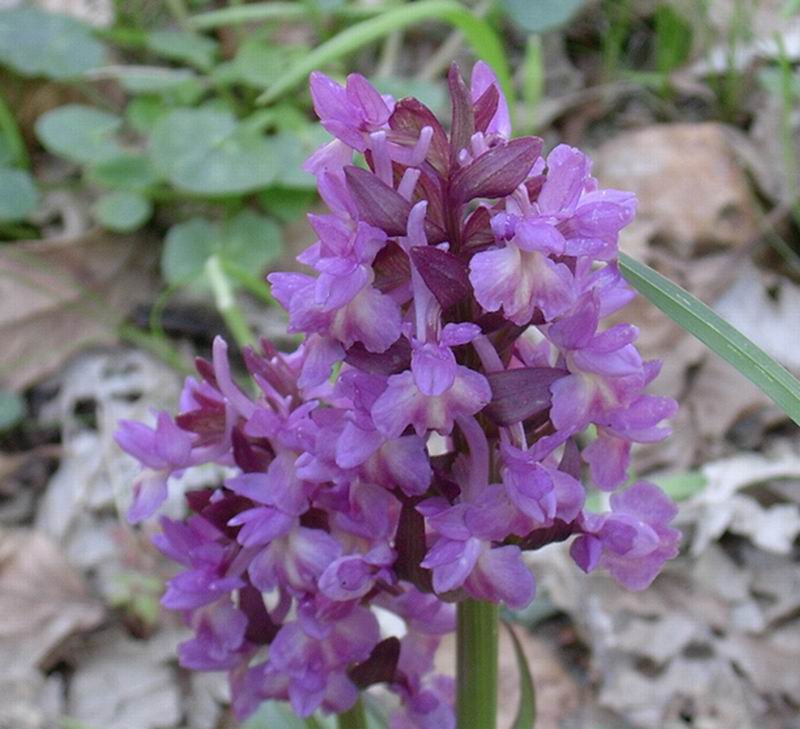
[188,2,384,30]
[619,252,800,426]
[255,1,511,104]
[504,621,536,729]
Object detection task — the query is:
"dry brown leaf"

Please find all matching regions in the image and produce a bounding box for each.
[715,262,800,372]
[67,627,184,729]
[0,229,156,390]
[593,123,760,258]
[683,453,800,555]
[0,529,104,680]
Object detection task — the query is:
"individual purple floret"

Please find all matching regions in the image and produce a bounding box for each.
[117,62,679,723]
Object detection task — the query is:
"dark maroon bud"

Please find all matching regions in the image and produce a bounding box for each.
[372,241,412,293]
[239,583,280,644]
[231,427,272,473]
[394,500,433,593]
[413,171,449,244]
[348,637,401,689]
[200,493,253,539]
[519,519,577,551]
[484,366,567,425]
[194,356,218,388]
[473,84,499,133]
[345,338,412,376]
[448,63,475,164]
[409,246,471,310]
[525,174,546,201]
[344,166,411,236]
[449,137,542,203]
[462,206,495,250]
[175,406,225,438]
[389,97,450,176]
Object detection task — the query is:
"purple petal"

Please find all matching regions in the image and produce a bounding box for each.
[470,60,511,137]
[538,145,590,214]
[465,544,536,609]
[127,470,168,523]
[411,343,458,397]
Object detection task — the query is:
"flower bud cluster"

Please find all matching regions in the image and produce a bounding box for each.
[116,63,679,726]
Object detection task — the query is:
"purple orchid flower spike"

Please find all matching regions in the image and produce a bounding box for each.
[116,62,679,724]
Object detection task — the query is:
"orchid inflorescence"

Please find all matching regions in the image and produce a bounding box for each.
[116,62,680,727]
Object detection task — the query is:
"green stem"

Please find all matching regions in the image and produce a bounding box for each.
[118,324,193,375]
[205,254,254,349]
[337,697,368,729]
[457,599,498,729]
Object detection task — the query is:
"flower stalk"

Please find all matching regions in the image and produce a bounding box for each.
[457,599,499,729]
[337,698,368,729]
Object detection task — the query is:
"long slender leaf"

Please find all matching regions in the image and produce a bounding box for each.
[504,621,536,729]
[188,2,384,30]
[256,1,511,104]
[619,252,800,426]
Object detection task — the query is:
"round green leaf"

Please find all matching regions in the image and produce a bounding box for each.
[225,38,307,90]
[0,167,39,221]
[35,105,123,165]
[149,109,280,195]
[221,210,282,272]
[86,154,160,190]
[0,389,25,431]
[0,6,105,79]
[126,96,169,134]
[92,190,152,232]
[269,126,331,190]
[145,30,218,71]
[502,0,587,33]
[162,217,218,285]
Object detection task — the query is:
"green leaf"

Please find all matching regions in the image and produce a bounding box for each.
[242,701,335,729]
[145,30,218,71]
[505,621,536,729]
[149,108,280,195]
[502,0,587,33]
[619,252,800,426]
[35,105,123,165]
[126,96,169,134]
[259,187,316,223]
[162,217,218,285]
[0,136,13,166]
[92,190,152,232]
[269,127,331,190]
[653,4,693,75]
[0,389,25,430]
[189,2,380,31]
[652,471,708,501]
[223,37,304,90]
[162,210,282,289]
[256,0,512,104]
[0,167,38,221]
[221,210,283,272]
[101,65,203,94]
[0,6,105,79]
[86,154,161,191]
[374,77,447,116]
